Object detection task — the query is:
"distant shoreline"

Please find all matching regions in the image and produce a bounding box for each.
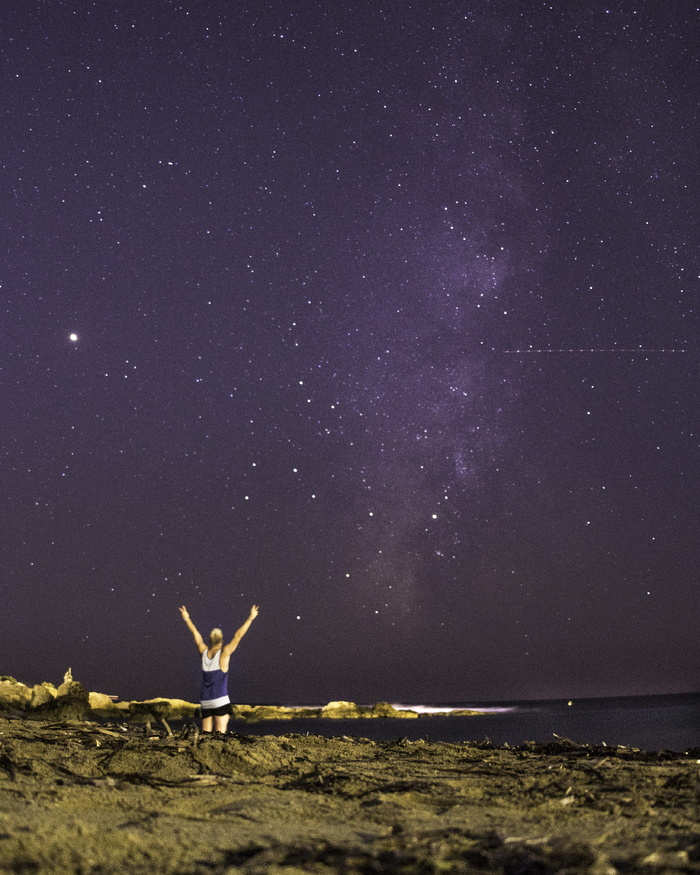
[0,677,485,723]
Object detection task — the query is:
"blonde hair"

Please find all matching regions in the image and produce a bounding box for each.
[209,628,223,647]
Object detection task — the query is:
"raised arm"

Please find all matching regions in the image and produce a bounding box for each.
[179,605,207,654]
[222,605,259,658]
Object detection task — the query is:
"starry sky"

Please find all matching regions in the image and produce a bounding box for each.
[2,1,698,706]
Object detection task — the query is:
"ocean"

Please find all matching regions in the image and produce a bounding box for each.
[228,692,700,752]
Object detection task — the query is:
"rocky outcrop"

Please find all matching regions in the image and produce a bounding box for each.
[320,700,362,718]
[30,682,57,708]
[229,702,419,721]
[0,677,31,711]
[369,702,418,718]
[0,676,196,724]
[129,698,199,722]
[320,701,418,719]
[33,680,90,721]
[232,704,293,720]
[230,704,321,720]
[0,676,483,722]
[88,692,124,717]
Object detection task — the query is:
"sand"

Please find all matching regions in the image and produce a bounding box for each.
[0,716,698,874]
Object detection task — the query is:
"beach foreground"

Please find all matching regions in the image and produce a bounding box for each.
[0,717,698,873]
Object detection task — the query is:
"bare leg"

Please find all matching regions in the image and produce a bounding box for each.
[214,714,230,733]
[201,715,213,733]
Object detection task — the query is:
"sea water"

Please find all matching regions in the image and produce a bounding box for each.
[229,692,700,751]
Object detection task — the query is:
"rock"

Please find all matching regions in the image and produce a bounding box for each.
[366,702,397,717]
[229,704,298,720]
[319,701,419,719]
[292,708,324,719]
[321,701,362,718]
[366,702,418,718]
[228,702,419,721]
[126,698,197,736]
[128,702,162,722]
[33,680,90,721]
[30,683,57,709]
[237,705,295,720]
[162,698,200,720]
[642,851,690,868]
[88,692,121,717]
[128,700,174,735]
[56,679,88,699]
[127,698,199,725]
[128,699,173,722]
[0,677,32,711]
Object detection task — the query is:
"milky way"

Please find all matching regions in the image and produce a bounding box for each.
[1,2,697,704]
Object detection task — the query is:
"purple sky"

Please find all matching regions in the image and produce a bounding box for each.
[1,1,698,704]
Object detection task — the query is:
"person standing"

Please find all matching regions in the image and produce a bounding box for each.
[179,604,259,733]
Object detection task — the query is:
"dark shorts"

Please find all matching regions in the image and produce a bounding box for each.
[200,703,232,718]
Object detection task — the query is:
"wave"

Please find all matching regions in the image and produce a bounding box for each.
[392,704,518,715]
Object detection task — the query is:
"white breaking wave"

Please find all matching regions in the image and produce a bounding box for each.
[392,704,517,714]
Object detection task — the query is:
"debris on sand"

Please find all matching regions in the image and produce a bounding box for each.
[0,716,698,874]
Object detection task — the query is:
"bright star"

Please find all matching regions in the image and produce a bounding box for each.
[69,333,78,342]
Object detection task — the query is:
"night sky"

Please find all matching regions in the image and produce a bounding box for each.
[2,2,698,706]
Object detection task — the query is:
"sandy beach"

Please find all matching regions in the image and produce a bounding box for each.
[1,715,698,874]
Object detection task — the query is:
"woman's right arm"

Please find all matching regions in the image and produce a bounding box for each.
[179,605,207,653]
